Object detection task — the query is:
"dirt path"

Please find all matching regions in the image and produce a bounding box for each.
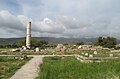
[10,56,43,79]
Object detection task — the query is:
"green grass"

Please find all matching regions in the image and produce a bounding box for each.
[37,57,120,79]
[0,56,31,79]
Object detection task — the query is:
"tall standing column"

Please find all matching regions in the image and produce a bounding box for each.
[26,21,31,49]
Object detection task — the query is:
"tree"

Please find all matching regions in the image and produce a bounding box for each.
[98,37,103,46]
[17,39,48,47]
[96,36,117,48]
[11,43,18,48]
[76,42,84,45]
[17,39,26,47]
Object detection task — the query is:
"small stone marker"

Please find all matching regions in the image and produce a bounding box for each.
[81,52,84,55]
[109,54,113,57]
[78,45,82,49]
[77,57,80,60]
[94,51,98,54]
[41,50,43,52]
[12,49,17,52]
[89,54,93,58]
[22,46,27,50]
[35,48,40,52]
[85,53,88,56]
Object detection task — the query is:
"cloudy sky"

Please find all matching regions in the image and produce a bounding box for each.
[0,0,120,38]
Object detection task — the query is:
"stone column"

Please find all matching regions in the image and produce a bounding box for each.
[26,21,31,49]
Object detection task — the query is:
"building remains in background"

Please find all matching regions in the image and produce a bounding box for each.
[55,44,66,52]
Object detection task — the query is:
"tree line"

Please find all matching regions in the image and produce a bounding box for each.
[0,39,48,48]
[76,36,117,48]
[18,39,48,48]
[96,36,117,48]
[0,36,118,49]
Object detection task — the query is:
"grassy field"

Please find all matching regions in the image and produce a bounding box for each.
[0,56,31,79]
[37,57,120,79]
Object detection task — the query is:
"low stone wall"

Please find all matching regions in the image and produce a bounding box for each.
[75,55,119,63]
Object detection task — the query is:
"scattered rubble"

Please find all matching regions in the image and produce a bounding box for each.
[14,55,28,60]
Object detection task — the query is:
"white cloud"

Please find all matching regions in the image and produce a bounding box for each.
[0,0,120,38]
[33,18,65,34]
[0,10,65,37]
[0,10,120,38]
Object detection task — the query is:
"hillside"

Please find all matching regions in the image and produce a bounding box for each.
[0,37,119,45]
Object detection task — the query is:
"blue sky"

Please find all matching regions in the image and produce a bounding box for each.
[0,0,120,38]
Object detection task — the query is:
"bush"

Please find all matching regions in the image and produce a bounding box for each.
[17,38,48,47]
[96,36,117,48]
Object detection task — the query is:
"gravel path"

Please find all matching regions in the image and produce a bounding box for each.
[10,56,43,79]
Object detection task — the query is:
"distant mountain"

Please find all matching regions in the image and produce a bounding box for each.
[0,38,23,45]
[0,37,119,45]
[33,37,98,44]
